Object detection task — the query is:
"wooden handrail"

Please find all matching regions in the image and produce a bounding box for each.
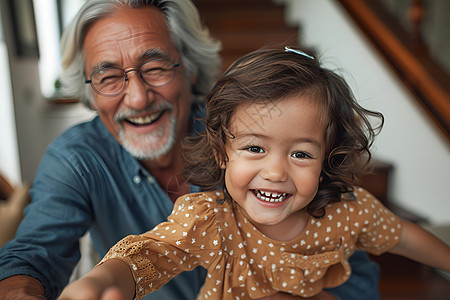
[337,0,450,142]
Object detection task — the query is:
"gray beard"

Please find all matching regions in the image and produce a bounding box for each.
[119,115,177,160]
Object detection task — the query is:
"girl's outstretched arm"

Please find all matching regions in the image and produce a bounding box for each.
[389,219,450,272]
[57,259,135,300]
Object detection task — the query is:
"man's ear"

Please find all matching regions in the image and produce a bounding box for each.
[190,75,197,86]
[89,98,98,111]
[189,70,197,85]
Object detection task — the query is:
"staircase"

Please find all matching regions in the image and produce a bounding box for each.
[337,0,450,141]
[195,0,449,141]
[193,0,299,71]
[194,0,427,225]
[359,159,427,224]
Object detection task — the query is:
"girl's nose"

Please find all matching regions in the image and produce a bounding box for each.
[123,72,155,110]
[260,157,288,182]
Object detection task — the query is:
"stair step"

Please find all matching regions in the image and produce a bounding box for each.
[214,29,298,52]
[194,0,278,8]
[199,9,288,30]
[194,0,298,70]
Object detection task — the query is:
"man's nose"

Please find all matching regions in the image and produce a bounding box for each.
[123,71,155,109]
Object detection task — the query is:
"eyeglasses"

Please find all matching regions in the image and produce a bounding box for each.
[85,58,180,97]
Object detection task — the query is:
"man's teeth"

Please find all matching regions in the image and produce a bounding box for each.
[255,190,287,203]
[128,111,162,125]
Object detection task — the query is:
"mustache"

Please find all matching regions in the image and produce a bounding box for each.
[114,100,174,122]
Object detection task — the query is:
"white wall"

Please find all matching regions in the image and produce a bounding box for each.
[5,57,95,184]
[0,24,21,185]
[0,1,95,186]
[282,0,450,224]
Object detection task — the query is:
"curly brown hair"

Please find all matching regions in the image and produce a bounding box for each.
[183,47,383,218]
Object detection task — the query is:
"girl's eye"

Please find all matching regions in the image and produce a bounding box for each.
[244,146,264,153]
[291,151,312,159]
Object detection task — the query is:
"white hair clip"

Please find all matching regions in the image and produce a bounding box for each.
[284,46,314,60]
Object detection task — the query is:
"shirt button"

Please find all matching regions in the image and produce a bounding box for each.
[147,177,155,184]
[133,175,141,184]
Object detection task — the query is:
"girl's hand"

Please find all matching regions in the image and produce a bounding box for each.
[99,287,126,300]
[58,259,135,300]
[58,282,125,300]
[57,276,106,300]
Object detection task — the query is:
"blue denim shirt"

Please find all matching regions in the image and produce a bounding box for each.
[0,104,380,300]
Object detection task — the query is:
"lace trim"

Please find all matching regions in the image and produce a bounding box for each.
[100,236,159,300]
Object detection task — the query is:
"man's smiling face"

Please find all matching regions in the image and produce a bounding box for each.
[83,6,192,160]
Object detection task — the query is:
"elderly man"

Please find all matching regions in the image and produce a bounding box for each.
[0,1,380,299]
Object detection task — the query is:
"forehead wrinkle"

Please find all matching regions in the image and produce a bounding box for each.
[84,7,176,71]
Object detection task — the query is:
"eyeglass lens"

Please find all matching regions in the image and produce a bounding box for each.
[89,59,178,96]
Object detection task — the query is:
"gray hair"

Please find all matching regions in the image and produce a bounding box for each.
[60,0,221,109]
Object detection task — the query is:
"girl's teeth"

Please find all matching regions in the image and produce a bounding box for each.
[255,190,287,203]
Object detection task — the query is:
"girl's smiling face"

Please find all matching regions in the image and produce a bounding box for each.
[221,94,327,240]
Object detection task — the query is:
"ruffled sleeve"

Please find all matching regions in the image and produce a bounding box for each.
[96,191,224,300]
[348,187,403,255]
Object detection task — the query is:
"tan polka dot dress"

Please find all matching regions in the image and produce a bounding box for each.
[99,187,402,299]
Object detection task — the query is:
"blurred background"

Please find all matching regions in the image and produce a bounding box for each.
[0,0,449,298]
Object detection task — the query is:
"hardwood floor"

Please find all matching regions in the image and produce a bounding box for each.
[371,253,450,300]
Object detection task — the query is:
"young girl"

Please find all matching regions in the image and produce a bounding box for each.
[59,47,450,300]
